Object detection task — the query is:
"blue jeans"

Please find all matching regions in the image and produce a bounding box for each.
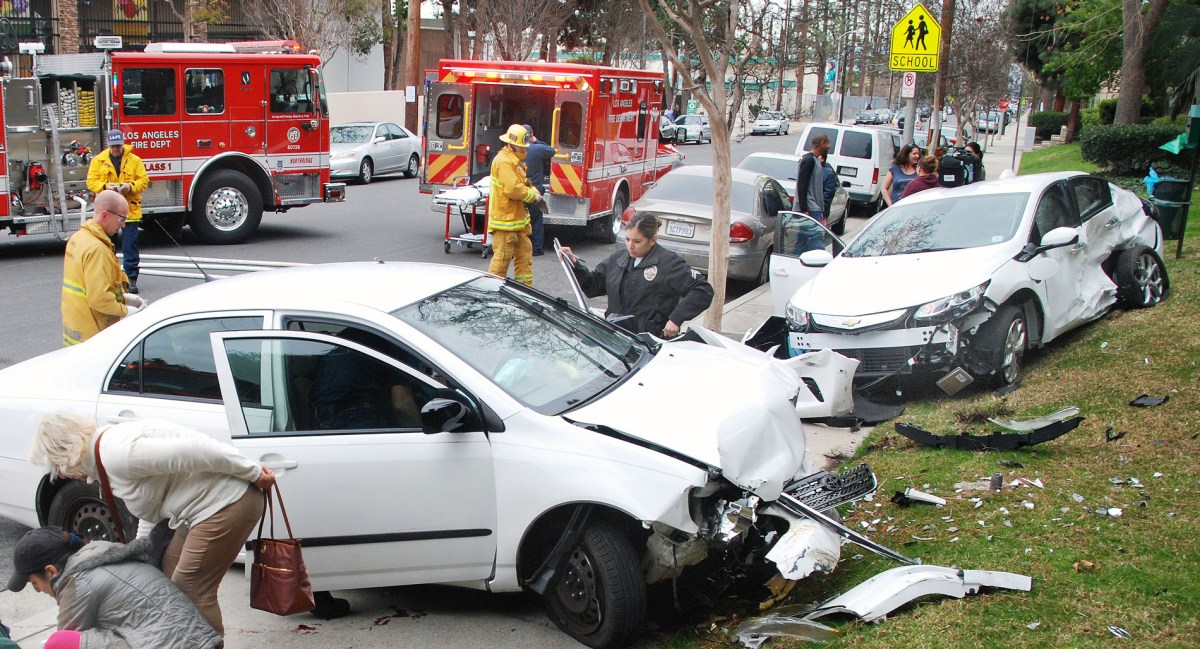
[792,210,824,255]
[121,220,140,279]
[528,183,545,253]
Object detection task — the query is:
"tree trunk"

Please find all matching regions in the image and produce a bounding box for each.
[1053,89,1065,112]
[404,0,422,132]
[382,0,400,90]
[931,0,956,142]
[1115,0,1169,125]
[794,0,807,108]
[1065,100,1081,143]
[441,0,457,58]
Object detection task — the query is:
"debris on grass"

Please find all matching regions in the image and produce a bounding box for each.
[1129,394,1168,407]
[1074,560,1096,573]
[1108,625,1132,638]
[895,415,1083,451]
[1105,426,1127,442]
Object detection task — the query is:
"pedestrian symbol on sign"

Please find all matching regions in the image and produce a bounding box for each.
[890,5,941,72]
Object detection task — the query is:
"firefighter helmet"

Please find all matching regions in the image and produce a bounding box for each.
[498,124,530,147]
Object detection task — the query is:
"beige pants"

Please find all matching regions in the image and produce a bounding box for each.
[488,225,533,286]
[163,485,264,635]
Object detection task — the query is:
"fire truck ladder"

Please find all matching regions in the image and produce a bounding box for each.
[21,107,87,240]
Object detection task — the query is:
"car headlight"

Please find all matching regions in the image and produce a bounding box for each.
[331,151,357,161]
[914,282,989,323]
[785,303,810,331]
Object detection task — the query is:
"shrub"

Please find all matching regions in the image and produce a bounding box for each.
[1080,107,1101,134]
[1079,124,1186,176]
[1099,99,1119,124]
[1029,111,1069,139]
[1151,114,1189,128]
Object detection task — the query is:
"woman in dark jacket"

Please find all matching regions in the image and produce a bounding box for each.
[7,526,221,649]
[564,213,714,337]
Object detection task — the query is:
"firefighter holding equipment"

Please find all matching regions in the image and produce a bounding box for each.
[487,124,542,286]
[87,130,150,294]
[62,190,146,346]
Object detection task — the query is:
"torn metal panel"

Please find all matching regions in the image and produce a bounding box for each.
[988,406,1081,431]
[895,416,1084,451]
[732,609,839,647]
[642,530,708,584]
[715,495,761,544]
[803,565,1033,623]
[765,515,842,580]
[769,494,918,565]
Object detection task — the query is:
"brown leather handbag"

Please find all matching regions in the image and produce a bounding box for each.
[250,483,315,616]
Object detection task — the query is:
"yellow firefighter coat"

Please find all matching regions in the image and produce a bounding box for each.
[87,145,150,223]
[62,220,129,346]
[487,147,540,231]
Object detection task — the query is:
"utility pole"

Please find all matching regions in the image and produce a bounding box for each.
[930,0,955,142]
[403,0,422,133]
[776,0,791,111]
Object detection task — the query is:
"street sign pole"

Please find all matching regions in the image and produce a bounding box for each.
[900,72,917,146]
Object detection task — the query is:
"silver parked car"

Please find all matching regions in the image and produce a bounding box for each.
[622,165,789,285]
[736,152,849,235]
[751,111,790,135]
[674,114,712,144]
[331,121,421,184]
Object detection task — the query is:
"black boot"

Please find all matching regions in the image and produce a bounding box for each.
[311,590,351,619]
[127,278,139,295]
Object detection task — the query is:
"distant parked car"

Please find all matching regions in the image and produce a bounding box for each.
[621,165,791,285]
[854,110,880,125]
[751,111,790,135]
[736,152,849,234]
[659,115,679,142]
[674,114,712,144]
[331,121,421,184]
[981,111,1003,133]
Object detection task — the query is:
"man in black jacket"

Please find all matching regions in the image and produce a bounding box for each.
[794,134,832,253]
[522,125,556,256]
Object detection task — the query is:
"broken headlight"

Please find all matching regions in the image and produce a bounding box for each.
[914,282,989,324]
[785,303,810,331]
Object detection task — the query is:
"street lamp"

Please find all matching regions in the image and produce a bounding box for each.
[832,27,858,123]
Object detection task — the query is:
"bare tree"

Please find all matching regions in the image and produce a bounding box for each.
[942,0,1012,144]
[637,0,767,331]
[1115,0,1169,125]
[382,0,404,90]
[243,0,381,64]
[471,0,574,61]
[157,0,228,42]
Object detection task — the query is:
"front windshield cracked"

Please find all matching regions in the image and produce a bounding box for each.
[844,192,1030,257]
[394,277,642,414]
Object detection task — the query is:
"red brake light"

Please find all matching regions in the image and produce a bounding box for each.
[730,222,754,243]
[621,205,636,223]
[872,168,879,184]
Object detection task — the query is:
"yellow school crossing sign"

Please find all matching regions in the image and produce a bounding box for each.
[890,4,940,72]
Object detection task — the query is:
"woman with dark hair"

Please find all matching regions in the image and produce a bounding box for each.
[561,213,713,338]
[881,143,921,207]
[6,526,221,649]
[899,154,942,200]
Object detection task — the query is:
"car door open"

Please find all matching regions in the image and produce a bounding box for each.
[769,212,844,315]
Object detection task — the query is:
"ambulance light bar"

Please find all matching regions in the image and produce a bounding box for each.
[145,42,237,54]
[226,40,304,54]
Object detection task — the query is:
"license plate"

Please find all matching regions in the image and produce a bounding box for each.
[665,220,695,238]
[837,166,858,178]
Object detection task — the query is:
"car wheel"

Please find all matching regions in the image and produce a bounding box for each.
[47,480,136,543]
[590,193,624,244]
[358,158,373,184]
[403,153,420,179]
[1115,247,1167,309]
[974,304,1027,388]
[544,522,646,649]
[188,170,263,244]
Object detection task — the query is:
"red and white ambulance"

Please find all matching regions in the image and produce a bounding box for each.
[422,59,682,242]
[0,37,344,244]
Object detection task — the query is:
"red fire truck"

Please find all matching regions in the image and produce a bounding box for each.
[0,37,344,245]
[422,59,683,242]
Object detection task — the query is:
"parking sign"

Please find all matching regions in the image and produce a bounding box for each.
[901,72,916,99]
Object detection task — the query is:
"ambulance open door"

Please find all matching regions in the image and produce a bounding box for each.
[423,83,471,190]
[548,89,588,200]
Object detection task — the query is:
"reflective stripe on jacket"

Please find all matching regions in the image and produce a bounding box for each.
[62,220,128,346]
[86,145,150,223]
[487,147,539,231]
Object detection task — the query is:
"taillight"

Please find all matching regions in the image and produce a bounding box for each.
[730,222,754,243]
[872,168,879,184]
[621,205,636,223]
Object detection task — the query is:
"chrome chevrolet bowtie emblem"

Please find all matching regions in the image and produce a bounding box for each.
[841,318,861,327]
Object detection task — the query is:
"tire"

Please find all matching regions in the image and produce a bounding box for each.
[973,304,1027,388]
[444,240,451,253]
[590,193,625,244]
[358,157,374,184]
[47,480,136,543]
[188,170,263,245]
[403,153,420,179]
[1114,247,1167,309]
[544,522,646,649]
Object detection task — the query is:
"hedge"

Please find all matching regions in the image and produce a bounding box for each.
[1098,96,1158,125]
[1079,124,1186,176]
[1029,111,1068,139]
[1080,107,1101,134]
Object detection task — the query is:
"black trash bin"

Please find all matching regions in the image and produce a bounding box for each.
[1152,177,1190,202]
[1149,198,1189,240]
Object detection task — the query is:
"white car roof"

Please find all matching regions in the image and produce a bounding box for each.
[668,164,767,185]
[740,152,800,163]
[895,171,1088,205]
[151,262,483,315]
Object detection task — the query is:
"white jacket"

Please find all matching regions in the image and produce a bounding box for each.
[90,419,262,531]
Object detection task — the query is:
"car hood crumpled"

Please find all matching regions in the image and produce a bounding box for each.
[795,247,1008,315]
[568,341,806,501]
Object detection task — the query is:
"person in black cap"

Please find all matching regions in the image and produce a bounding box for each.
[7,526,220,649]
[522,124,556,256]
[86,129,150,294]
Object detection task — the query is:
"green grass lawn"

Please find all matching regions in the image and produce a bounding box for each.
[674,141,1199,648]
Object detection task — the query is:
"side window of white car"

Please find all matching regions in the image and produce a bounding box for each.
[1032,183,1080,242]
[108,316,263,400]
[1070,176,1112,222]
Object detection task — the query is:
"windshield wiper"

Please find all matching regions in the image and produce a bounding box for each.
[499,286,631,373]
[895,246,965,255]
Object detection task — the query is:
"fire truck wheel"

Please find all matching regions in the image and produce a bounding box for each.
[189,170,263,245]
[403,154,420,179]
[590,193,624,244]
[358,158,374,184]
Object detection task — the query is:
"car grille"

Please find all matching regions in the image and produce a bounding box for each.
[839,347,915,375]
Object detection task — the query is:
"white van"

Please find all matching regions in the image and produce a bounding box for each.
[796,123,895,213]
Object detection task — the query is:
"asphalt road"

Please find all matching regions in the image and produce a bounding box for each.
[0,127,812,646]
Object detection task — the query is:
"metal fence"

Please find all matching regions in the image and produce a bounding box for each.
[78,18,265,52]
[0,15,56,55]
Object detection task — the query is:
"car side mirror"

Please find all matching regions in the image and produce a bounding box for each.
[1039,226,1079,250]
[420,397,481,434]
[799,249,833,267]
[373,136,387,143]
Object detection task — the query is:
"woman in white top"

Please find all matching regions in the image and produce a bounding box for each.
[30,412,276,636]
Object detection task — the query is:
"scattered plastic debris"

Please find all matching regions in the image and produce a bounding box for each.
[1105,427,1127,442]
[1027,621,1041,630]
[1109,477,1127,485]
[989,407,1080,431]
[1108,625,1132,639]
[997,459,1024,468]
[731,606,840,647]
[991,473,1004,490]
[896,415,1083,451]
[1153,472,1164,478]
[1129,394,1168,407]
[1022,501,1035,510]
[954,479,993,492]
[1099,341,1109,349]
[1074,560,1095,573]
[1020,477,1045,489]
[892,488,946,506]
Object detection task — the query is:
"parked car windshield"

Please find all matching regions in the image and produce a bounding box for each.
[394,277,643,414]
[677,115,705,126]
[644,172,757,211]
[332,125,373,144]
[843,192,1030,257]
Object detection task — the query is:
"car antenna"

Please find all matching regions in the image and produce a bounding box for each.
[153,220,216,283]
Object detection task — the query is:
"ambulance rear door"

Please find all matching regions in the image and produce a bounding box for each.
[548,88,588,202]
[423,82,471,190]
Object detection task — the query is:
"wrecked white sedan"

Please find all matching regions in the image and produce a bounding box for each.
[756,172,1169,391]
[0,262,881,649]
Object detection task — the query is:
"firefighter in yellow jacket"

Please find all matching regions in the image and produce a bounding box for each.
[62,190,147,346]
[487,124,542,286]
[87,130,150,294]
